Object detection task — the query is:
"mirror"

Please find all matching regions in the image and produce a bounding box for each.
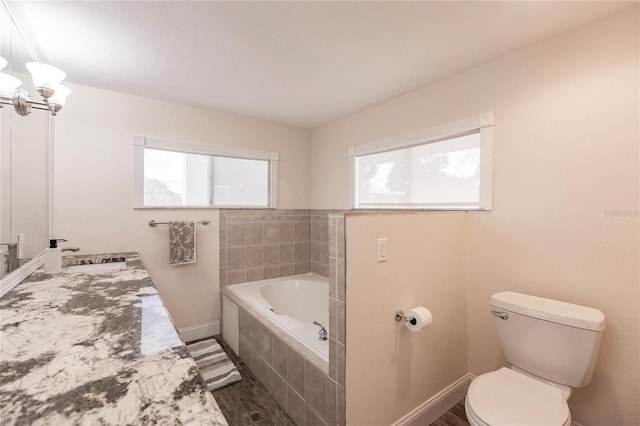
[0,5,50,280]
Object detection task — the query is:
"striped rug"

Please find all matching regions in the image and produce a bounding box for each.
[186,338,242,391]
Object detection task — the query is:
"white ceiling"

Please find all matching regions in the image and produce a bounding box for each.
[7,1,635,129]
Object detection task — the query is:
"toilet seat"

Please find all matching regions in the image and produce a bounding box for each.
[466,367,571,426]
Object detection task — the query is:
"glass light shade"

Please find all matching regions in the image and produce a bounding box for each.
[0,72,22,98]
[0,57,7,71]
[48,84,71,107]
[26,62,66,92]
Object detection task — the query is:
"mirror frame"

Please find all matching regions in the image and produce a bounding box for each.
[0,3,51,297]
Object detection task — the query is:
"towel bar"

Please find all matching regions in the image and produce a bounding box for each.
[148,219,211,227]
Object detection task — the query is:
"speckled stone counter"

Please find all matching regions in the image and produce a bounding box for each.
[0,252,228,426]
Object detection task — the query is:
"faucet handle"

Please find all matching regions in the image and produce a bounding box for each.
[313,321,328,341]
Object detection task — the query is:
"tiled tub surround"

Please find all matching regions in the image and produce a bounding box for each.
[225,273,330,361]
[222,287,344,426]
[220,209,346,425]
[219,209,333,287]
[0,252,227,426]
[310,213,330,278]
[328,214,346,426]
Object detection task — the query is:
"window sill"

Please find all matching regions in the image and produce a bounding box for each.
[352,206,490,212]
[134,206,275,210]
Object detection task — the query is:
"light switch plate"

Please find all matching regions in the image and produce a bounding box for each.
[377,238,388,262]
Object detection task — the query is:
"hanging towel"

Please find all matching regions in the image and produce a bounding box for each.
[169,220,196,265]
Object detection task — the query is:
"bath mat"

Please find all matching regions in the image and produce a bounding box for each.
[186,338,241,391]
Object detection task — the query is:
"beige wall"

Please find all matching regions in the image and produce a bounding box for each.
[345,212,468,425]
[52,83,310,331]
[314,8,639,426]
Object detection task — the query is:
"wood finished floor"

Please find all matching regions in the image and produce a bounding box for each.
[429,400,469,426]
[208,335,469,426]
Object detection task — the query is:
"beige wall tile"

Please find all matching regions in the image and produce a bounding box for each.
[288,388,307,426]
[219,268,227,287]
[246,267,263,282]
[264,244,279,266]
[245,222,263,245]
[227,269,246,285]
[295,242,310,263]
[335,258,345,303]
[295,221,310,242]
[295,262,311,274]
[264,266,280,279]
[263,222,280,243]
[287,346,305,396]
[227,223,246,247]
[306,406,326,426]
[280,221,295,242]
[272,337,288,378]
[304,361,326,420]
[273,372,289,411]
[280,263,296,276]
[219,229,226,248]
[280,243,295,264]
[324,378,337,425]
[227,247,246,270]
[245,245,263,268]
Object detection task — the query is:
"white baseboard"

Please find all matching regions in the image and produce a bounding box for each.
[178,321,220,343]
[393,374,474,426]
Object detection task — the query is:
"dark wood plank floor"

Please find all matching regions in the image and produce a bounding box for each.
[206,335,469,426]
[430,400,469,426]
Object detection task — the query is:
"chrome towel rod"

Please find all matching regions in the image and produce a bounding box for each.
[148,219,211,227]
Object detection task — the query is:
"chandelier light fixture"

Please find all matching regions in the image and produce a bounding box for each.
[0,56,71,116]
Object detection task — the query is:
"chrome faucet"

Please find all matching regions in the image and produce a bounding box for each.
[313,321,328,341]
[0,243,19,274]
[62,247,80,253]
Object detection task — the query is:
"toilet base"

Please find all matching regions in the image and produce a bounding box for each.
[465,397,572,426]
[465,368,572,426]
[465,397,485,426]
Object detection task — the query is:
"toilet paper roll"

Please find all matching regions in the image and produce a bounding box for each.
[405,307,433,332]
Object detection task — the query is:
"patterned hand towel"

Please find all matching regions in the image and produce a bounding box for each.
[169,220,196,265]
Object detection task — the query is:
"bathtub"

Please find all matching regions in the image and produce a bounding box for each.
[225,273,329,362]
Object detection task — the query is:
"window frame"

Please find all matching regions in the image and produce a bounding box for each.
[349,112,494,211]
[133,135,278,209]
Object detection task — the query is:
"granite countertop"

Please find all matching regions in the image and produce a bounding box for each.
[0,252,228,425]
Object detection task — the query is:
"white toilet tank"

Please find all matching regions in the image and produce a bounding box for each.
[491,291,606,388]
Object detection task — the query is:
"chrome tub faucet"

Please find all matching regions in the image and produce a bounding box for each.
[313,321,328,341]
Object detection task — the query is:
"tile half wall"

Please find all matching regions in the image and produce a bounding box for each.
[219,209,332,286]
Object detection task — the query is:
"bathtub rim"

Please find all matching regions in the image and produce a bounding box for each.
[221,274,329,375]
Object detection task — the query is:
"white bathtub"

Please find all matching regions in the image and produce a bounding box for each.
[225,273,329,362]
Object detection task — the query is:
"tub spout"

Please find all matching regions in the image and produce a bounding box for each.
[313,321,328,341]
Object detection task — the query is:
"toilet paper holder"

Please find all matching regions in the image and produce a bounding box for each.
[394,310,417,326]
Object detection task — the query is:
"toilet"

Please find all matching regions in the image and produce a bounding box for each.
[465,291,606,426]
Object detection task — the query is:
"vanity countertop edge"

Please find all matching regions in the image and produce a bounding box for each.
[0,251,228,426]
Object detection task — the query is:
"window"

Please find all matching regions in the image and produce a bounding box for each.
[133,136,278,208]
[350,112,493,210]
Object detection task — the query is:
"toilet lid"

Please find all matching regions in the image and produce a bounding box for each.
[468,367,570,426]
